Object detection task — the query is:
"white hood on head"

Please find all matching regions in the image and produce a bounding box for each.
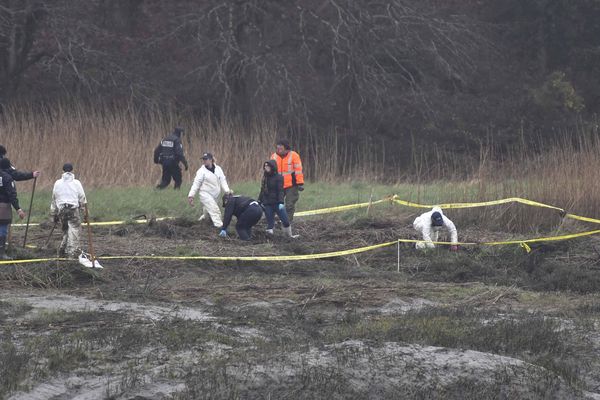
[51,172,86,212]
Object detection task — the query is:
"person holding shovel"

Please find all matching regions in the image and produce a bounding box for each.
[50,163,87,259]
[0,158,26,260]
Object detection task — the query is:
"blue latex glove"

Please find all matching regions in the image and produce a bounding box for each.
[278,203,285,211]
[219,229,227,238]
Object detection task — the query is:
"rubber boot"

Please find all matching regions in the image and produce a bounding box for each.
[0,236,12,260]
[282,226,299,239]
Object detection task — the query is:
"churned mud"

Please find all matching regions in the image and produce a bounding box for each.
[2,210,600,399]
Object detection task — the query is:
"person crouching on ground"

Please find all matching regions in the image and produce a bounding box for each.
[0,158,26,260]
[50,163,87,258]
[188,153,231,228]
[219,193,262,241]
[413,207,458,251]
[259,160,298,238]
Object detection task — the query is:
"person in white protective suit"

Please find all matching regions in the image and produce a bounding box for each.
[50,163,87,258]
[187,153,231,227]
[413,206,459,251]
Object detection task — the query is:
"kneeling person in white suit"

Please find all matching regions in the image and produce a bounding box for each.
[413,207,458,251]
[188,153,231,228]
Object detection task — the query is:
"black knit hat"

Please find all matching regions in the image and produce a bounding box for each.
[222,192,233,208]
[63,163,74,172]
[0,145,6,157]
[431,211,444,226]
[276,138,291,150]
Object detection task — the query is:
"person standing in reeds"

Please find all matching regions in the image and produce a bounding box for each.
[259,160,298,238]
[0,145,41,181]
[0,158,26,260]
[270,139,304,221]
[50,163,87,259]
[188,152,231,227]
[154,127,189,190]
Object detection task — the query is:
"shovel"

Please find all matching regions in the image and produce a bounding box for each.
[82,204,102,269]
[41,220,58,250]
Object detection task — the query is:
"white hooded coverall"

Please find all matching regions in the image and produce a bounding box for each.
[188,165,230,227]
[50,172,87,257]
[413,207,458,249]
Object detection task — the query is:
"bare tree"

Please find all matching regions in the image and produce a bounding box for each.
[0,0,48,107]
[171,0,488,135]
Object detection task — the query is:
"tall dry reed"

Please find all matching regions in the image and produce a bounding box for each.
[0,104,386,189]
[2,103,599,230]
[442,129,600,231]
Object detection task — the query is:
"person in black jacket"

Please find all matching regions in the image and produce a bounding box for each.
[258,160,297,238]
[0,158,27,260]
[154,127,189,189]
[219,193,262,241]
[0,145,41,181]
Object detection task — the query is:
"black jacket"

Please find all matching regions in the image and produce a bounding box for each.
[154,131,188,168]
[258,160,284,206]
[0,169,20,210]
[0,155,34,181]
[222,196,256,230]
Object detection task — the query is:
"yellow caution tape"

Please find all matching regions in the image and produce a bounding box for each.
[565,213,600,225]
[8,195,600,227]
[0,241,399,265]
[3,228,600,266]
[295,198,391,217]
[392,196,565,212]
[0,257,69,265]
[520,243,532,253]
[12,217,171,228]
[5,195,600,266]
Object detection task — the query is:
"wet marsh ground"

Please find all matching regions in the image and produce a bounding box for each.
[1,204,600,399]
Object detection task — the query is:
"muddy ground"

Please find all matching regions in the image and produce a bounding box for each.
[1,208,600,399]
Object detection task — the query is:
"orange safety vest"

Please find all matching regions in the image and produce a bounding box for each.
[270,150,304,189]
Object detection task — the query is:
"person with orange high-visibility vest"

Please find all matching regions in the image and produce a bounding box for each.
[270,138,304,221]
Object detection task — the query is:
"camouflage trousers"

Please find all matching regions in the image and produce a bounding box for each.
[58,206,81,258]
[284,186,300,222]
